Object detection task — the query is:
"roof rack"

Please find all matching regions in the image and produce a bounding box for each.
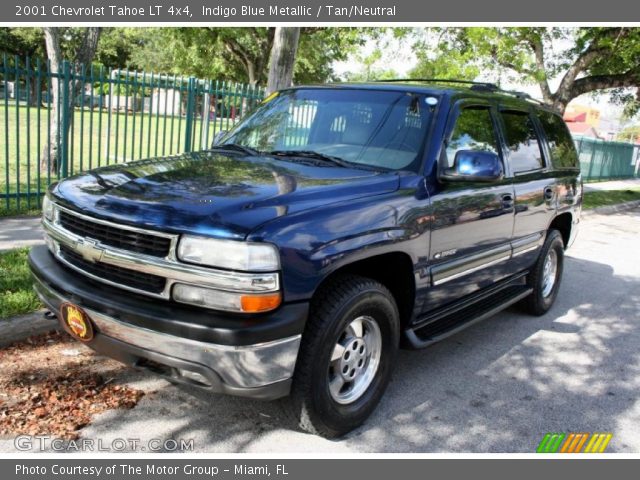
[373,78,548,106]
[499,89,546,106]
[373,78,500,90]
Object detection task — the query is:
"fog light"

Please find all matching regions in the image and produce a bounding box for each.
[172,283,281,313]
[173,283,242,311]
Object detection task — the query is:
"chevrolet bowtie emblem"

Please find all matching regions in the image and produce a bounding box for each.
[75,238,104,263]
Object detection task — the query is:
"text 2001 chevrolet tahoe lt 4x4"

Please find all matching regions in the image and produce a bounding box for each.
[30,80,581,437]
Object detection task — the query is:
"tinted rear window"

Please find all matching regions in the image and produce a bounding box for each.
[500,111,544,173]
[537,111,580,169]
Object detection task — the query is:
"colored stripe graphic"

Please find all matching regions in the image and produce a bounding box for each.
[584,433,613,453]
[560,433,576,453]
[536,433,553,453]
[537,433,566,453]
[573,433,589,453]
[538,433,613,453]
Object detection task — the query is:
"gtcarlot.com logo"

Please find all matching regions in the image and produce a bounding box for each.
[537,432,613,453]
[14,435,194,452]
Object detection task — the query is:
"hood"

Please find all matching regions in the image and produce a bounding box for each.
[51,151,400,239]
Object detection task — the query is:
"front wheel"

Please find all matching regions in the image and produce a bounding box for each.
[289,275,400,438]
[520,229,565,316]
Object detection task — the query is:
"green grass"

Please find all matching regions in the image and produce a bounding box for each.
[583,188,640,209]
[0,247,42,319]
[0,199,40,217]
[0,103,235,215]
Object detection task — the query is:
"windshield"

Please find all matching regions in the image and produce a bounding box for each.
[219,88,434,171]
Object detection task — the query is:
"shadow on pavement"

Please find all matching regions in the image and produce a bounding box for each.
[77,251,639,453]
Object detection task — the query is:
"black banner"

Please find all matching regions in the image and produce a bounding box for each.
[5,0,640,22]
[4,459,640,480]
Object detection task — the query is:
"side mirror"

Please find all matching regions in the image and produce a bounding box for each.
[441,150,503,182]
[211,130,228,147]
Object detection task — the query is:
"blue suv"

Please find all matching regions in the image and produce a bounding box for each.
[29,80,582,437]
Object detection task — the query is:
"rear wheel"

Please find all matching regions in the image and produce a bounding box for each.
[520,229,564,316]
[289,275,400,438]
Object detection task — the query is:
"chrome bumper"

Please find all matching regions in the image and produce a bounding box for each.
[33,272,301,399]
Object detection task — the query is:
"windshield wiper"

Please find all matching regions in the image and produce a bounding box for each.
[268,150,369,169]
[211,143,261,156]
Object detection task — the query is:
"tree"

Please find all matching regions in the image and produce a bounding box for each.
[133,28,274,85]
[293,28,373,84]
[343,50,399,82]
[616,124,640,143]
[0,28,47,105]
[211,28,275,85]
[267,28,300,94]
[40,27,101,175]
[121,28,370,86]
[94,27,141,69]
[405,27,640,114]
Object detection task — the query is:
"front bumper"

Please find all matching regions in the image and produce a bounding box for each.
[29,245,308,400]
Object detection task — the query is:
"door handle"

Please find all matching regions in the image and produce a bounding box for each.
[501,193,514,211]
[544,186,554,201]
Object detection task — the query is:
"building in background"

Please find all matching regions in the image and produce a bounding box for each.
[563,111,603,139]
[564,104,601,128]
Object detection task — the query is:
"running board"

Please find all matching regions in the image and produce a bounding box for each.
[405,276,532,349]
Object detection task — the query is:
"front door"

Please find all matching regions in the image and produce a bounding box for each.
[423,103,515,311]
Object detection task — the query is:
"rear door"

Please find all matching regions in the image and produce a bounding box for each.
[535,109,583,248]
[497,107,555,268]
[424,100,516,311]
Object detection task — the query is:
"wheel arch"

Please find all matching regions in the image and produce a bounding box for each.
[548,212,573,248]
[311,251,416,330]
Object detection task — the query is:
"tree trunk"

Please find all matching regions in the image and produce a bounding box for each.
[247,62,257,86]
[28,77,40,107]
[40,28,63,175]
[551,98,569,115]
[39,27,100,176]
[266,28,300,95]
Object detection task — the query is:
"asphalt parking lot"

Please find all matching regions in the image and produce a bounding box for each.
[3,208,640,453]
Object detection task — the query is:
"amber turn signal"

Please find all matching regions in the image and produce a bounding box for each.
[240,293,282,313]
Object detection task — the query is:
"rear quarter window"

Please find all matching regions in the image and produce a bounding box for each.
[499,111,544,173]
[537,111,580,169]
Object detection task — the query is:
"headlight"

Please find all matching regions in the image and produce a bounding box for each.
[42,196,55,221]
[177,235,280,271]
[173,283,281,313]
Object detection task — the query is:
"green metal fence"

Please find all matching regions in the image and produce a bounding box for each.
[575,136,639,182]
[0,54,265,214]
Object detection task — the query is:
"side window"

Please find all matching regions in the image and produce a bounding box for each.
[445,107,499,168]
[500,111,544,173]
[537,111,580,169]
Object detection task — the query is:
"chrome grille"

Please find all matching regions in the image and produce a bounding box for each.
[59,245,167,294]
[59,210,171,258]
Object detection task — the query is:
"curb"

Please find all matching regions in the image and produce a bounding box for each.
[0,310,60,349]
[581,199,640,218]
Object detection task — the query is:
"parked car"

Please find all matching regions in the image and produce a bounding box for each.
[29,80,582,437]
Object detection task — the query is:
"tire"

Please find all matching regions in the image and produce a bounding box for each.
[520,229,565,316]
[289,274,400,438]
